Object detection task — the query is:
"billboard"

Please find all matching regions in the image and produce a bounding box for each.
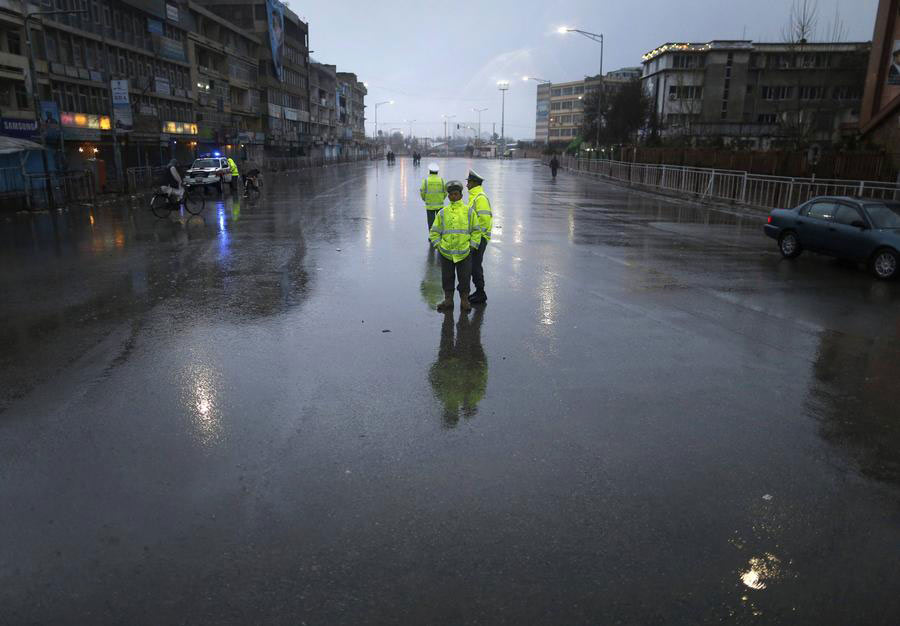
[888,40,900,86]
[111,79,133,133]
[266,0,285,82]
[40,101,60,139]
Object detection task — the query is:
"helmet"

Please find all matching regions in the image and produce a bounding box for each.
[446,180,464,193]
[428,162,439,173]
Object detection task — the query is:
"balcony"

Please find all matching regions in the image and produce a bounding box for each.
[0,51,27,80]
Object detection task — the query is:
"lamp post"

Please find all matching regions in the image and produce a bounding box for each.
[472,107,487,146]
[497,80,509,158]
[523,76,551,145]
[441,114,455,156]
[24,9,89,208]
[373,100,393,151]
[559,27,604,152]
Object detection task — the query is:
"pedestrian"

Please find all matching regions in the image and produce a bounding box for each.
[549,154,559,179]
[227,155,240,191]
[420,162,447,234]
[429,180,481,312]
[465,169,492,304]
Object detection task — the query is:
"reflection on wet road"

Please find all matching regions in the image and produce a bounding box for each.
[2,159,900,623]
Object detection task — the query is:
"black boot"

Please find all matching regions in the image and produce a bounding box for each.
[468,290,487,304]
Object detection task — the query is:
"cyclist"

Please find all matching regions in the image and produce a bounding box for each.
[161,158,184,202]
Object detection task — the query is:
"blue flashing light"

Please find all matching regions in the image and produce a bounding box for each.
[213,151,221,157]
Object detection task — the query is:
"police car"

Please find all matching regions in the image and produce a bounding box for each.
[184,155,233,193]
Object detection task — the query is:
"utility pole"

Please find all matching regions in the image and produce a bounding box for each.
[101,20,125,191]
[24,8,88,208]
[472,107,487,146]
[497,81,509,158]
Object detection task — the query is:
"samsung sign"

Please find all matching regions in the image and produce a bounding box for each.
[1,118,39,138]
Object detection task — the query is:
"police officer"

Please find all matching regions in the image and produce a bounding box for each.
[227,155,240,191]
[429,180,481,312]
[466,169,492,304]
[420,162,447,232]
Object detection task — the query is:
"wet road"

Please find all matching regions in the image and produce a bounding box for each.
[2,159,899,624]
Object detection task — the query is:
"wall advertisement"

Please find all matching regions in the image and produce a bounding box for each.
[111,79,133,133]
[265,0,285,83]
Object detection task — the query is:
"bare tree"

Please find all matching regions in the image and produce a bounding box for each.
[782,0,819,44]
[776,0,853,148]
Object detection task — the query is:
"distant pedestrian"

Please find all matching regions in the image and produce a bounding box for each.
[420,162,447,233]
[465,169,492,304]
[549,154,559,179]
[429,180,481,312]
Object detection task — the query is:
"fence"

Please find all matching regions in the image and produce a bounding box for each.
[620,146,899,182]
[559,156,900,210]
[0,169,94,211]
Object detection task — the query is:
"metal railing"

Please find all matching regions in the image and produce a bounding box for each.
[17,171,95,210]
[559,156,900,209]
[127,166,168,192]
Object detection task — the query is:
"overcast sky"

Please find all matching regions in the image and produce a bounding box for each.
[296,0,879,141]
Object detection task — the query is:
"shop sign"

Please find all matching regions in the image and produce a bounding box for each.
[161,121,198,135]
[1,118,38,138]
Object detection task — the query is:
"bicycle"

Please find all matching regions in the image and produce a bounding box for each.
[150,184,205,218]
[241,170,262,199]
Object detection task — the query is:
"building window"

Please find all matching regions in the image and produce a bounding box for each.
[15,84,29,109]
[757,113,777,124]
[799,86,825,100]
[551,88,561,97]
[761,85,792,100]
[672,54,703,69]
[833,86,861,101]
[7,32,21,55]
[668,85,703,100]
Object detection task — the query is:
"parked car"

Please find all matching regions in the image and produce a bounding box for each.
[764,196,900,279]
[184,157,232,193]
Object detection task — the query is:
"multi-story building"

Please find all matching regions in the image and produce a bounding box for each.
[534,67,642,144]
[196,0,310,157]
[18,0,196,177]
[860,0,900,165]
[1,0,367,178]
[186,1,263,162]
[336,71,366,158]
[642,40,870,148]
[0,0,34,141]
[309,61,337,158]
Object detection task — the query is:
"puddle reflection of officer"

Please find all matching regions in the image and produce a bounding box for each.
[420,246,443,310]
[428,308,488,428]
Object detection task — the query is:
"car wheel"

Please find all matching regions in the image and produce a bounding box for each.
[778,230,802,259]
[870,248,898,280]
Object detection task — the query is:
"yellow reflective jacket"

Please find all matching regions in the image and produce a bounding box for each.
[429,199,481,262]
[420,174,446,210]
[227,157,239,177]
[467,185,493,241]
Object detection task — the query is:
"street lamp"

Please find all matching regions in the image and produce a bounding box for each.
[441,114,456,156]
[472,107,487,145]
[497,81,509,158]
[559,27,604,152]
[523,76,552,145]
[373,100,393,142]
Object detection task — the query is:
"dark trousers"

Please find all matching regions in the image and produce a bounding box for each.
[470,239,488,292]
[426,209,439,231]
[441,254,472,295]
